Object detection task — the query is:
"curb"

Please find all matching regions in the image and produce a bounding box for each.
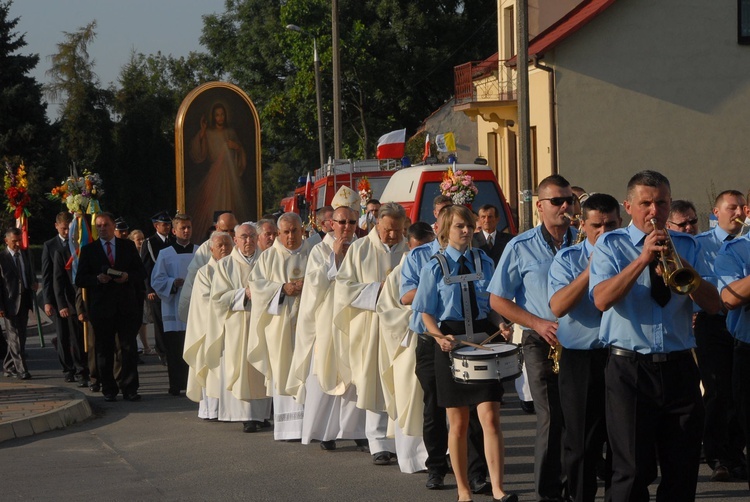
[0,384,92,444]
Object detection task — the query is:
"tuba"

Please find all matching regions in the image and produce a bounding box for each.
[650,218,700,295]
[734,218,750,238]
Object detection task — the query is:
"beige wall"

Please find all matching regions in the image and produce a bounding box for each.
[551,0,750,228]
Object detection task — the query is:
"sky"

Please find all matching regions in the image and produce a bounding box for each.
[10,0,228,119]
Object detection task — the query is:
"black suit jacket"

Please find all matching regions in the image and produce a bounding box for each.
[0,248,36,317]
[52,246,77,315]
[42,235,67,307]
[75,238,146,321]
[472,231,513,266]
[141,233,173,295]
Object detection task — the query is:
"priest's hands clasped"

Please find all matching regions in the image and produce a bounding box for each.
[283,280,304,296]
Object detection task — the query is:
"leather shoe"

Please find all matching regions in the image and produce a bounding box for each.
[493,494,518,502]
[469,477,489,494]
[261,419,272,428]
[320,440,336,451]
[89,383,101,392]
[372,451,392,465]
[123,393,141,402]
[710,464,731,482]
[520,400,535,414]
[64,372,76,382]
[17,371,31,380]
[243,421,261,433]
[103,393,117,402]
[355,438,370,452]
[77,380,90,388]
[425,472,444,490]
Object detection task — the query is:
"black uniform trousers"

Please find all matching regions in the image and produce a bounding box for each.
[605,350,704,502]
[164,330,188,392]
[732,340,750,489]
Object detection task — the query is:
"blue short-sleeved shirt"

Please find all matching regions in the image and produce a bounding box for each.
[412,245,494,324]
[401,239,441,333]
[589,225,708,353]
[548,239,604,350]
[716,235,750,343]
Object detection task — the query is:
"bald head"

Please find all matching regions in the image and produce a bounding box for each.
[216,213,238,234]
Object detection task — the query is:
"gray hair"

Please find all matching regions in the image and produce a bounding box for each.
[234,222,257,234]
[209,231,232,248]
[277,212,302,227]
[378,202,406,221]
[257,218,277,232]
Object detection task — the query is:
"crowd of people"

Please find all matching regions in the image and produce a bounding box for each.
[4,169,750,502]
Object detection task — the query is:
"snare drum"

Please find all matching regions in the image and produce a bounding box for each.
[450,343,523,384]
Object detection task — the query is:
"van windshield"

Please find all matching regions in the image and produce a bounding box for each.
[417,181,510,233]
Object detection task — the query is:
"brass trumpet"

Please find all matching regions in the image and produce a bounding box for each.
[734,218,750,238]
[649,218,700,295]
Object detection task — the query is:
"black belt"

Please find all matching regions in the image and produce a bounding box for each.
[735,339,750,350]
[609,346,692,363]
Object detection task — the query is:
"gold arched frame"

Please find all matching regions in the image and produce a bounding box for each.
[174,81,262,224]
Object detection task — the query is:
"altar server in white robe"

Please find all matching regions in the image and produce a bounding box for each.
[334,202,410,466]
[151,214,198,397]
[178,212,237,323]
[248,212,310,440]
[289,200,367,449]
[210,222,272,433]
[183,231,232,418]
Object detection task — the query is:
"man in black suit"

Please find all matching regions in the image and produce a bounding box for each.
[42,211,84,382]
[472,204,513,266]
[141,210,174,361]
[75,212,146,402]
[0,227,37,379]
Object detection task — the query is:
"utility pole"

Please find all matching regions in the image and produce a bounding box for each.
[516,0,533,231]
[332,0,343,159]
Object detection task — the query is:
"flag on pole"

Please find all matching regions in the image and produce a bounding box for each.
[376,128,406,159]
[422,133,430,161]
[435,133,447,153]
[444,132,456,152]
[304,172,313,201]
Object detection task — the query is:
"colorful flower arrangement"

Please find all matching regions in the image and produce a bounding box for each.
[4,161,31,219]
[357,176,373,207]
[48,171,104,214]
[440,165,478,205]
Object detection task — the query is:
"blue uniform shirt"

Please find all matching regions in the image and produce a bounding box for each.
[412,245,494,324]
[487,225,575,329]
[715,235,750,343]
[589,225,708,354]
[548,239,604,350]
[694,226,732,313]
[401,239,441,334]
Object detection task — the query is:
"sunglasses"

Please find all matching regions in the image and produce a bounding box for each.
[539,196,575,206]
[334,219,358,225]
[668,218,698,228]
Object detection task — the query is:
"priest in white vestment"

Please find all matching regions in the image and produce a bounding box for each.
[288,204,367,449]
[151,214,198,396]
[333,202,411,466]
[248,213,310,440]
[182,231,232,418]
[210,222,272,433]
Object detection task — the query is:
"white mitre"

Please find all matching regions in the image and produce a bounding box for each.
[331,185,360,212]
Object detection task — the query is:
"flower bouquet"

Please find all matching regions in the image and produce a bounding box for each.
[48,170,104,214]
[440,165,478,205]
[357,176,373,208]
[4,160,32,249]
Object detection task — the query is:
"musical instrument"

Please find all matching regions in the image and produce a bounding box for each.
[649,218,700,294]
[451,343,523,384]
[548,342,562,374]
[734,218,750,238]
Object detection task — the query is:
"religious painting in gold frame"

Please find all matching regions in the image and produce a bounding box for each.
[175,82,261,241]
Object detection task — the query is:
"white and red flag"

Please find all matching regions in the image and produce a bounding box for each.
[304,172,313,201]
[376,128,406,160]
[422,133,430,161]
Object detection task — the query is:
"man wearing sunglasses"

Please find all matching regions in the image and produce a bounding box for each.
[666,200,699,236]
[488,174,577,502]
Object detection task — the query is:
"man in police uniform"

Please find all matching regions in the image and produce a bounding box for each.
[141,210,175,361]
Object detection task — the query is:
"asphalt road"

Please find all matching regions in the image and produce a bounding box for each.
[1,332,747,501]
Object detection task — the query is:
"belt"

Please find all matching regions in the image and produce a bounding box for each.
[609,346,692,363]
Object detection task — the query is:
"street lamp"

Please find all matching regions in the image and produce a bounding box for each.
[286,24,326,169]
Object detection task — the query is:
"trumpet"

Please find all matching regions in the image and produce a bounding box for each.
[734,218,750,238]
[548,342,562,374]
[649,218,701,295]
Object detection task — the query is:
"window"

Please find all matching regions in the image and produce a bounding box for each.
[740,0,750,44]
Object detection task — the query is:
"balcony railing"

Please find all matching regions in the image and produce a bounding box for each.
[454,60,517,105]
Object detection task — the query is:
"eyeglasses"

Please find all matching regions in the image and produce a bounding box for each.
[334,219,357,225]
[539,196,575,206]
[668,218,698,228]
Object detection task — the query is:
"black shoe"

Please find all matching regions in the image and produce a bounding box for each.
[243,421,261,433]
[89,383,101,392]
[261,419,272,428]
[17,371,31,380]
[168,388,181,396]
[4,370,17,378]
[520,400,535,414]
[425,472,445,490]
[710,464,731,482]
[320,440,336,451]
[64,372,76,382]
[470,477,489,494]
[372,451,392,465]
[493,494,519,502]
[355,438,370,452]
[78,379,90,388]
[103,393,117,402]
[123,393,142,402]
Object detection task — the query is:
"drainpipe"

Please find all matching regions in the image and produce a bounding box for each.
[532,55,558,174]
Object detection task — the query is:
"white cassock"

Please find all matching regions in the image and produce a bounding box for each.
[206,246,272,422]
[183,257,223,418]
[377,259,428,473]
[248,238,311,440]
[288,234,366,444]
[333,228,408,455]
[178,239,212,323]
[151,245,198,331]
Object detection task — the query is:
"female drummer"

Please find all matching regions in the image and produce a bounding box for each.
[413,205,516,502]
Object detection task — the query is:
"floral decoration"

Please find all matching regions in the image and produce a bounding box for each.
[4,161,31,219]
[47,170,104,214]
[357,176,373,207]
[440,165,478,205]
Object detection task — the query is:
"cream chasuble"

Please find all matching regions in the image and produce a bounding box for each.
[248,238,311,396]
[333,228,408,411]
[210,246,267,401]
[377,260,425,437]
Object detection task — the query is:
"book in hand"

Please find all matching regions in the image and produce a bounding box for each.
[106,268,124,278]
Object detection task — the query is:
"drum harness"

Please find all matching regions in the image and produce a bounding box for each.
[432,249,483,345]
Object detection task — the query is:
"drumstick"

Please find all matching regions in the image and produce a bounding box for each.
[421,332,494,351]
[480,328,505,346]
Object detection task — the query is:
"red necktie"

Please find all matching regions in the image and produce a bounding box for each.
[106,241,115,267]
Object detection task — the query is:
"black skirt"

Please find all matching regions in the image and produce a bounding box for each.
[435,319,504,408]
